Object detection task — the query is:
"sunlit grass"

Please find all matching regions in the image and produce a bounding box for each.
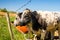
[0,16,25,40]
[0,16,11,40]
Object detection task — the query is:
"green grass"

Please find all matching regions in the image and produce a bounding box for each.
[0,16,11,40]
[0,16,25,40]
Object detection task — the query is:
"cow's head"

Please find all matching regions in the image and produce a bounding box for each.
[14,12,22,26]
[14,8,38,26]
[19,9,32,26]
[14,9,32,26]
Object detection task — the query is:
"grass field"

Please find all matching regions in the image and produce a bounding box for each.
[0,12,26,40]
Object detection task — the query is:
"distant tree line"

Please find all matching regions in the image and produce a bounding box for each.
[0,8,7,12]
[0,8,16,13]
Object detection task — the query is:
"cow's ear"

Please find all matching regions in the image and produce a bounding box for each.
[17,12,22,17]
[17,12,22,16]
[19,12,22,15]
[32,11,37,16]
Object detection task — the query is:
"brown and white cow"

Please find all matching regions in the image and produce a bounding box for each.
[14,8,60,40]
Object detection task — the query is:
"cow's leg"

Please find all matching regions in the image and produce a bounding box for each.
[58,25,60,40]
[58,30,60,40]
[33,34,37,40]
[48,31,51,40]
[41,29,46,40]
[57,17,60,40]
[36,35,41,40]
[44,31,51,40]
[34,29,42,40]
[51,31,55,40]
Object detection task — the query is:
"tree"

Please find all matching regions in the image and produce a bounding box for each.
[0,8,7,12]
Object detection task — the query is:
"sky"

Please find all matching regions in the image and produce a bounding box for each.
[0,0,60,12]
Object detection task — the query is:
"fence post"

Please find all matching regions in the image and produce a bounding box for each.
[6,12,14,40]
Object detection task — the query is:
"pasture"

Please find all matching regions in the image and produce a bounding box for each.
[0,12,26,40]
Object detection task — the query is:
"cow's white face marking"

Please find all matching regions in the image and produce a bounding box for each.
[20,12,24,22]
[20,9,30,22]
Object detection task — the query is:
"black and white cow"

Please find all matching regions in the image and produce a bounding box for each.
[14,9,60,40]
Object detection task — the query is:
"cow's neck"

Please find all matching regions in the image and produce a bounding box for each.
[31,12,47,30]
[31,13,42,31]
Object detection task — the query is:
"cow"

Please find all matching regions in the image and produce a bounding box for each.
[14,8,60,40]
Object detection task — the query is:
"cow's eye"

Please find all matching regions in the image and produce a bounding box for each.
[25,16,28,17]
[25,16,29,18]
[16,18,17,20]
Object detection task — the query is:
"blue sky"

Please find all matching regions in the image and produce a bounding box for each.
[0,0,60,12]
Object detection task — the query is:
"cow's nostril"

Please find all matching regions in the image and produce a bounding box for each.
[16,24,18,26]
[20,22,25,26]
[20,22,23,26]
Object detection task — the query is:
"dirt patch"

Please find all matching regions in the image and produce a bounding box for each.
[0,12,16,17]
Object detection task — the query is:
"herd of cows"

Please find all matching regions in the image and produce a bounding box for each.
[13,8,60,40]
